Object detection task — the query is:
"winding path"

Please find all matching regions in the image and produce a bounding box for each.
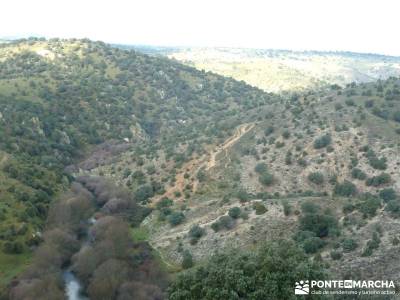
[152,123,254,204]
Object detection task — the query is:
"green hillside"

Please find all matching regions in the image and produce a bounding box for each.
[1,38,400,299]
[0,38,273,293]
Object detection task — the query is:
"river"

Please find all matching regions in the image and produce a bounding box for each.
[63,217,96,300]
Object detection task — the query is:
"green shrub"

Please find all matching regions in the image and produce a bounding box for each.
[307,172,324,185]
[334,181,357,197]
[228,207,241,219]
[282,200,291,216]
[302,237,326,254]
[351,168,367,180]
[357,193,381,218]
[253,202,267,215]
[366,173,391,187]
[342,238,358,252]
[168,211,185,226]
[301,202,320,214]
[313,134,332,149]
[379,188,397,202]
[156,197,173,209]
[211,215,235,232]
[182,250,193,269]
[299,213,339,238]
[282,130,291,139]
[386,200,400,216]
[254,163,268,174]
[237,189,250,202]
[188,224,206,244]
[259,172,274,186]
[366,150,387,170]
[293,230,316,243]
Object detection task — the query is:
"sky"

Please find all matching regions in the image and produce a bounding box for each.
[1,0,400,56]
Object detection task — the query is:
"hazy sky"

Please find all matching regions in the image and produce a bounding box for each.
[2,0,400,55]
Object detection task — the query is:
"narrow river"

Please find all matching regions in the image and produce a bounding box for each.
[63,270,87,300]
[63,217,96,300]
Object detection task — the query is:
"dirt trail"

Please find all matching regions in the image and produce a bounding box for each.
[152,123,254,205]
[205,123,254,171]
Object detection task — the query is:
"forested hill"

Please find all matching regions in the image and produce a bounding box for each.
[0,37,274,288]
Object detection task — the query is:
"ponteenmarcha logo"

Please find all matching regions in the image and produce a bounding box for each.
[295,280,396,296]
[295,280,309,295]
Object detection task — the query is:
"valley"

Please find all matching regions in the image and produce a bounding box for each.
[0,38,399,299]
[135,46,400,93]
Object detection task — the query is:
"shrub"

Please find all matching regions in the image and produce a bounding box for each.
[301,202,320,214]
[134,184,154,203]
[351,168,367,180]
[293,230,316,243]
[264,126,274,136]
[299,213,339,238]
[254,163,268,174]
[361,232,381,257]
[366,150,387,170]
[282,130,291,139]
[342,238,358,252]
[366,173,391,187]
[253,202,267,215]
[211,215,235,232]
[307,172,324,185]
[379,188,397,202]
[386,200,400,216]
[237,189,250,202]
[334,181,357,197]
[228,207,241,219]
[357,194,381,217]
[188,225,206,244]
[282,200,291,216]
[330,250,343,260]
[313,134,332,149]
[182,250,193,269]
[302,237,326,254]
[156,197,173,209]
[3,241,24,254]
[259,172,274,186]
[168,212,185,226]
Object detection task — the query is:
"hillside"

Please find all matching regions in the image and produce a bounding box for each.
[0,38,273,295]
[1,38,400,299]
[88,76,400,286]
[134,46,400,93]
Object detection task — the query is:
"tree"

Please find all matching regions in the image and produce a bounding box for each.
[88,259,130,300]
[168,240,326,300]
